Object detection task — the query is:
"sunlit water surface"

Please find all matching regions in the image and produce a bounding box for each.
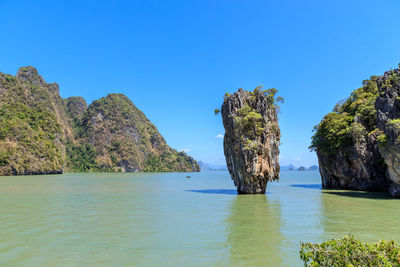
[1,171,400,266]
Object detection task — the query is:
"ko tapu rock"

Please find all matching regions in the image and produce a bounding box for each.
[220,87,282,194]
[311,64,400,196]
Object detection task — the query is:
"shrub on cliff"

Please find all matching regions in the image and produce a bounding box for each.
[310,76,379,157]
[300,235,400,266]
[66,143,100,172]
[218,86,283,146]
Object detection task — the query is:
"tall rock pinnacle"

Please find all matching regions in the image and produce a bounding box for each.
[221,88,281,194]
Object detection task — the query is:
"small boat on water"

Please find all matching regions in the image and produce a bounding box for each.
[186,176,191,179]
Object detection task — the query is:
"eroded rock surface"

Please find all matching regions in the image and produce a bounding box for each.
[375,68,400,195]
[316,132,387,192]
[80,93,200,172]
[221,88,281,194]
[0,66,200,175]
[312,65,400,196]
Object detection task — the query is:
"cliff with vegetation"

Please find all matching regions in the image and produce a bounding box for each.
[375,68,400,195]
[311,64,400,196]
[0,66,199,175]
[220,87,282,194]
[77,93,199,172]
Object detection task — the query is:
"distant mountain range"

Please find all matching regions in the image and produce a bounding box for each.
[199,162,318,172]
[281,164,319,171]
[198,161,228,171]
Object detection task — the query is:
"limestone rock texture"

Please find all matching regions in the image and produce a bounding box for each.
[0,66,75,175]
[80,93,200,172]
[312,65,400,196]
[316,133,387,192]
[64,96,87,125]
[0,66,199,175]
[375,68,400,195]
[221,88,281,194]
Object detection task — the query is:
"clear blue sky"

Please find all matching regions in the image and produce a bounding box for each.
[1,0,400,167]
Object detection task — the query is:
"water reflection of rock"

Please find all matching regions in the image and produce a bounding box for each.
[225,195,283,266]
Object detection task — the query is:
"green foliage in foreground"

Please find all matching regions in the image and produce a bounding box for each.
[300,235,400,267]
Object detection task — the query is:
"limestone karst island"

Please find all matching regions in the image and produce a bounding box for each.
[2,1,400,266]
[0,67,199,175]
[220,88,282,194]
[311,67,400,197]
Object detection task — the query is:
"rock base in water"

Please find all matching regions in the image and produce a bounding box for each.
[221,88,281,194]
[311,65,400,196]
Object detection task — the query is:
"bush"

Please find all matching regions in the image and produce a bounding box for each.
[389,119,400,130]
[377,134,388,148]
[66,143,99,171]
[234,104,265,139]
[310,112,353,156]
[310,75,380,157]
[300,235,400,267]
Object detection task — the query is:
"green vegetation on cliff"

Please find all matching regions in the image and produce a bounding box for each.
[310,65,400,195]
[300,235,400,266]
[79,93,199,172]
[0,102,64,175]
[65,143,99,172]
[218,86,283,149]
[310,77,380,157]
[0,66,199,175]
[0,68,67,175]
[64,96,87,127]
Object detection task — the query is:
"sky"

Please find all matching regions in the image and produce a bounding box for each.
[1,0,400,167]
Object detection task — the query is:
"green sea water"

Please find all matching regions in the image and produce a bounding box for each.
[0,171,399,266]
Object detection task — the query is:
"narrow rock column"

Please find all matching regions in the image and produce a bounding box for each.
[221,88,281,194]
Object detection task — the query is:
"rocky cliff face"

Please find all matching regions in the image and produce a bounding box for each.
[64,97,87,126]
[0,67,72,175]
[80,93,200,172]
[312,65,400,196]
[0,66,199,175]
[375,68,400,195]
[316,134,387,192]
[221,88,281,194]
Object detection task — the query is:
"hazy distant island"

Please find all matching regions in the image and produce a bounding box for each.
[311,64,400,196]
[281,164,319,171]
[0,66,200,176]
[198,161,227,171]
